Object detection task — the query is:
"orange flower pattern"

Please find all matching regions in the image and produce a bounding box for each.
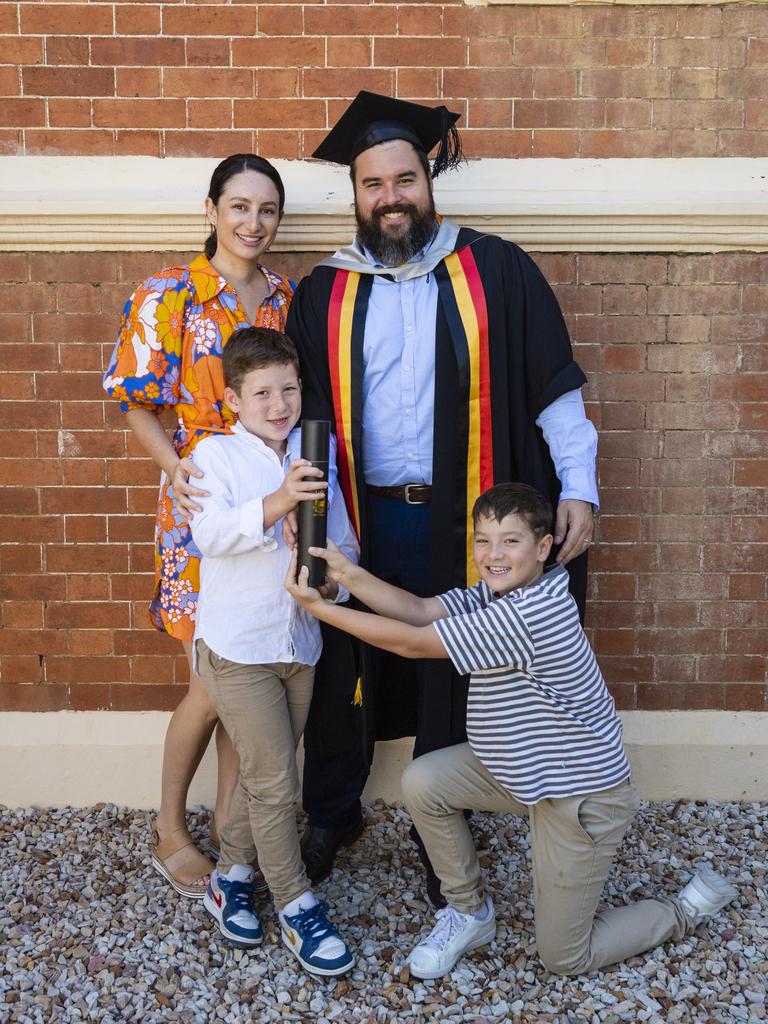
[104,254,295,640]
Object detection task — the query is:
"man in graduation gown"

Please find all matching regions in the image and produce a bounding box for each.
[286,92,599,901]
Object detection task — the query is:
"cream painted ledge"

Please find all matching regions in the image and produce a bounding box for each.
[0,711,765,808]
[1,156,766,253]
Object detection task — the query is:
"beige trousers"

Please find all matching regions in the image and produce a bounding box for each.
[196,639,314,909]
[401,742,690,976]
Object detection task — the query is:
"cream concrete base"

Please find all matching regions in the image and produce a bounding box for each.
[0,711,765,808]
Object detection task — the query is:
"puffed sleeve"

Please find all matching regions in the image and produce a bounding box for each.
[103,268,190,413]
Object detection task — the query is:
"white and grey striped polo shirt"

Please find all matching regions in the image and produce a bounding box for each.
[433,564,630,805]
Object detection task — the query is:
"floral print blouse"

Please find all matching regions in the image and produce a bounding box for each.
[104,253,295,639]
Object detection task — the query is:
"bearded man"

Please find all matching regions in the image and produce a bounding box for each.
[286,93,599,901]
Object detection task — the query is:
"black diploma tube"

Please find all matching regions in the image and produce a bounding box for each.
[297,419,331,588]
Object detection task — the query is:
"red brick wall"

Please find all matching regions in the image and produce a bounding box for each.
[2,1,767,714]
[1,247,766,713]
[2,3,766,158]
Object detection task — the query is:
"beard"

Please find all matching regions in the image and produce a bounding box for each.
[355,197,438,267]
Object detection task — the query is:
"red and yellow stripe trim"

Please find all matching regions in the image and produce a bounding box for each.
[445,247,494,585]
[327,270,361,537]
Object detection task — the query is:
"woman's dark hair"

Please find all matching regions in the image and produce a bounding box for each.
[204,154,286,260]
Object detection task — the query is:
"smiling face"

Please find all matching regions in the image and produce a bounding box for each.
[224,362,301,456]
[352,138,437,266]
[472,513,553,596]
[205,169,282,269]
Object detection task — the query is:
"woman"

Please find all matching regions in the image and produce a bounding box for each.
[104,154,294,897]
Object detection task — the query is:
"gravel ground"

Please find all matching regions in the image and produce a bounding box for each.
[1,799,766,1023]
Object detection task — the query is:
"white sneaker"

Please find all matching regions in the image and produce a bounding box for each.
[406,897,496,980]
[677,864,737,925]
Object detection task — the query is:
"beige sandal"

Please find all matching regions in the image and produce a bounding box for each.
[209,814,270,896]
[150,826,214,900]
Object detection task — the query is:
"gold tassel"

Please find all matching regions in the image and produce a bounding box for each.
[352,677,363,707]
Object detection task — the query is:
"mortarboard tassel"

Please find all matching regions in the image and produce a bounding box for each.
[432,107,464,178]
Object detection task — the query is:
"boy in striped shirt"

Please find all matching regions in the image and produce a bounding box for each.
[286,482,737,978]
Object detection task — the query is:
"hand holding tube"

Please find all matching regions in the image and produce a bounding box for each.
[297,420,331,587]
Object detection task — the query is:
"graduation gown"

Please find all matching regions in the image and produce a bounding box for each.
[287,224,589,807]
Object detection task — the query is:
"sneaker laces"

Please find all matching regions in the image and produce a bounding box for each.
[222,880,255,923]
[293,901,333,940]
[420,906,471,952]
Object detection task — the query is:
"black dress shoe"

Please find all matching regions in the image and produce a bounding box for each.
[409,825,447,910]
[300,817,365,883]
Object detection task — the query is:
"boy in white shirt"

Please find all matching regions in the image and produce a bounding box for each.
[190,327,358,977]
[286,482,737,979]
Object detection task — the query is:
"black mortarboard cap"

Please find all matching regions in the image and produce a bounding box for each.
[312,91,463,178]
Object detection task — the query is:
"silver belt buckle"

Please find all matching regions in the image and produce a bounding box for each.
[404,483,424,505]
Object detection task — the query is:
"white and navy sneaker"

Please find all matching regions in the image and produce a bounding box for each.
[406,897,496,980]
[279,900,354,977]
[204,873,263,948]
[678,864,738,925]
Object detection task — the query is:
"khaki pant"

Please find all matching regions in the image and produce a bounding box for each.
[401,743,690,976]
[196,639,314,909]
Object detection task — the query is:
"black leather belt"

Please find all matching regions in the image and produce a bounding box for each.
[367,484,432,505]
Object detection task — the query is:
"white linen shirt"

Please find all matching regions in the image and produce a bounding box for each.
[190,422,358,669]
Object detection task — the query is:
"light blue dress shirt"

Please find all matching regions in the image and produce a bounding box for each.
[361,268,438,487]
[359,243,599,507]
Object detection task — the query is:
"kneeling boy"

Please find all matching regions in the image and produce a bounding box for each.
[285,482,737,978]
[191,327,358,976]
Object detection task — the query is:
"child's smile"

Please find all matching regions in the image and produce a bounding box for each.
[223,363,301,456]
[472,513,553,596]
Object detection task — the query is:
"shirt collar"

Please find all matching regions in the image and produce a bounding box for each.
[320,218,461,282]
[187,253,290,306]
[231,419,292,463]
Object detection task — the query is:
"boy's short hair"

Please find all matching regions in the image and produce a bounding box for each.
[472,482,554,540]
[223,327,300,394]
